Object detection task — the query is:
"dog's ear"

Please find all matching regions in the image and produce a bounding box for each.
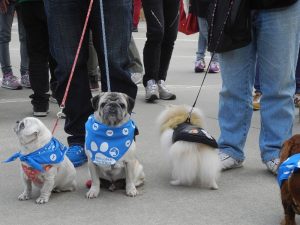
[280,139,293,163]
[91,95,100,111]
[126,95,135,114]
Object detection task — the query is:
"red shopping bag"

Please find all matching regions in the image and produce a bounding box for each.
[178,0,199,35]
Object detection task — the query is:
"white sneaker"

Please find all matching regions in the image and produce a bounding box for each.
[145,79,159,102]
[219,152,243,170]
[265,158,280,175]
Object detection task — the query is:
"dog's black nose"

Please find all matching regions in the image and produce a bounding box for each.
[16,120,20,124]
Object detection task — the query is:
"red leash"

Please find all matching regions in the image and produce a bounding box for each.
[52,0,94,135]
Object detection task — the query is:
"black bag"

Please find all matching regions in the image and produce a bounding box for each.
[207,0,251,53]
[251,0,298,9]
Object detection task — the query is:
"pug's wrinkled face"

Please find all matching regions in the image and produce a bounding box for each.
[91,92,134,127]
[14,117,43,146]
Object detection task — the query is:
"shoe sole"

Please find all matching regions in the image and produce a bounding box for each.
[33,111,49,117]
[160,95,176,100]
[1,84,22,90]
[208,70,220,73]
[21,83,31,88]
[146,94,159,102]
[195,68,205,73]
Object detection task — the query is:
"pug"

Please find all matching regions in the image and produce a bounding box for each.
[4,117,76,204]
[85,92,145,198]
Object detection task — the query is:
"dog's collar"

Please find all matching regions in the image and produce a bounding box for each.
[85,115,135,165]
[3,138,67,172]
[172,122,218,148]
[277,153,300,187]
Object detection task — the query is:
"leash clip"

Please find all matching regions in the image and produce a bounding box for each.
[57,105,65,119]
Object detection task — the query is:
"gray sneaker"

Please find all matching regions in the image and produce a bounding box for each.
[157,80,176,100]
[145,79,159,102]
[21,72,31,88]
[1,72,22,90]
[265,158,280,175]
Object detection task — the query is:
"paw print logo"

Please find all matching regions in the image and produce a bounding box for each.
[125,140,131,147]
[50,154,57,161]
[92,123,99,131]
[106,130,114,136]
[122,128,129,135]
[109,147,119,158]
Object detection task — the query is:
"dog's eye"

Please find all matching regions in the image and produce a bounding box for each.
[119,103,125,109]
[100,103,106,108]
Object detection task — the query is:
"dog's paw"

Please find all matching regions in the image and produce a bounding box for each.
[18,192,31,201]
[86,188,100,199]
[36,196,49,204]
[126,185,138,197]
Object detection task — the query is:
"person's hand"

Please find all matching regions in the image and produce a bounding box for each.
[0,0,10,14]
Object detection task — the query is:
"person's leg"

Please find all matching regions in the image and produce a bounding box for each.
[295,47,300,94]
[15,4,29,84]
[158,0,179,82]
[257,2,300,165]
[87,31,100,92]
[0,2,22,89]
[132,0,141,30]
[128,36,143,84]
[20,1,50,116]
[91,0,137,100]
[195,17,207,73]
[141,0,164,86]
[218,41,256,165]
[44,0,92,149]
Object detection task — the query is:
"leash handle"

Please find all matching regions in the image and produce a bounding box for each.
[52,0,94,135]
[187,0,234,122]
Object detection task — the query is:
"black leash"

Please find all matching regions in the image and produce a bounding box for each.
[186,0,235,123]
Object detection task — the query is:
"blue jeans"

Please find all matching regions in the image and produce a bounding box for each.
[255,46,300,94]
[44,0,134,146]
[218,2,300,163]
[196,17,217,62]
[0,2,28,75]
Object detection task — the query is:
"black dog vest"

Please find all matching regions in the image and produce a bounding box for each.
[172,122,218,148]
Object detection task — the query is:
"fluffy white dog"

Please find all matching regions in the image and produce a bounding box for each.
[157,105,221,189]
[5,117,76,204]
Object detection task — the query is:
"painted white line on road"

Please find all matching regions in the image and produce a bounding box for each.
[0,98,30,104]
[134,37,197,42]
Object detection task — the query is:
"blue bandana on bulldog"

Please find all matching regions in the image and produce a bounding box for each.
[277,153,300,187]
[85,115,135,166]
[3,138,67,172]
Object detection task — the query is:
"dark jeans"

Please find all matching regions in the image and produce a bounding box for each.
[20,2,56,108]
[43,0,135,146]
[142,0,179,86]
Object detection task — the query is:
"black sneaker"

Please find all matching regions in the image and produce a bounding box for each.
[33,104,49,117]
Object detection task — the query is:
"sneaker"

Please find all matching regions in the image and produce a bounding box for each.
[219,152,243,170]
[253,92,262,111]
[131,73,143,85]
[208,62,220,73]
[145,79,159,102]
[265,158,280,175]
[33,104,49,117]
[89,76,100,92]
[49,95,57,104]
[20,72,31,88]
[157,80,176,100]
[294,94,300,108]
[194,59,205,73]
[1,72,22,90]
[66,145,87,167]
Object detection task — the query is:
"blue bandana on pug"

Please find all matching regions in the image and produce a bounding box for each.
[277,153,300,187]
[85,115,135,166]
[3,138,67,172]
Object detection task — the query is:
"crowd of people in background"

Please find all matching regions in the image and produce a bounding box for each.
[0,0,299,175]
